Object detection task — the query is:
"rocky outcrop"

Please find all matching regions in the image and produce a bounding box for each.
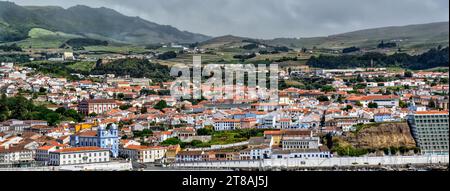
[345,122,416,149]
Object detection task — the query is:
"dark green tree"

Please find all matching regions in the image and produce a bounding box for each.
[119,104,132,110]
[368,102,378,108]
[117,93,125,100]
[317,95,329,102]
[321,85,335,93]
[404,71,413,78]
[141,107,148,114]
[399,100,408,108]
[39,87,47,93]
[154,100,168,110]
[197,128,213,135]
[160,137,182,146]
[45,113,62,126]
[428,100,436,109]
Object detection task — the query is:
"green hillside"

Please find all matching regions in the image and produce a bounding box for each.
[0,1,47,42]
[265,22,449,50]
[199,35,251,49]
[14,28,82,49]
[1,1,447,53]
[197,22,449,54]
[0,1,210,44]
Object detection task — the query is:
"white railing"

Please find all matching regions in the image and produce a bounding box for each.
[0,161,133,171]
[172,155,449,169]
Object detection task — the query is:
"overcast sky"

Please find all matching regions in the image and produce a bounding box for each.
[8,0,450,39]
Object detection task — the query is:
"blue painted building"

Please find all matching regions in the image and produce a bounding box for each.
[232,112,257,119]
[70,124,119,158]
[374,113,394,123]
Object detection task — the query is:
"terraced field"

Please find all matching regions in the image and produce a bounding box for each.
[16,28,82,49]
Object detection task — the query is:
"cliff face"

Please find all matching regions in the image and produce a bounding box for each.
[345,123,416,149]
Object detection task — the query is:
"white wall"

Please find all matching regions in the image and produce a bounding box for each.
[172,155,449,168]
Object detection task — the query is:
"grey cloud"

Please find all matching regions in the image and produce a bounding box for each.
[8,0,449,39]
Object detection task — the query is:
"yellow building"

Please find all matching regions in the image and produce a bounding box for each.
[164,144,181,163]
[264,130,282,147]
[74,122,96,132]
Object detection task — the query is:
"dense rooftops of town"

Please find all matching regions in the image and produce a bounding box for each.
[0,61,448,168]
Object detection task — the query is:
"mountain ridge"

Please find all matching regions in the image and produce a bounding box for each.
[199,22,448,50]
[0,1,211,44]
[1,1,448,49]
[265,21,449,49]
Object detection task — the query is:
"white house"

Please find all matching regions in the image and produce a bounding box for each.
[48,146,110,166]
[35,145,58,163]
[120,145,167,163]
[0,147,34,163]
[213,119,240,131]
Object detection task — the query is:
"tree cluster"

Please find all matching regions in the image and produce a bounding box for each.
[0,43,22,52]
[91,58,173,82]
[307,46,449,70]
[0,95,83,126]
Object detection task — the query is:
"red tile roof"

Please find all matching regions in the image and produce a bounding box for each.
[86,99,117,104]
[53,146,106,153]
[38,145,56,151]
[264,130,282,136]
[76,130,97,137]
[347,95,399,101]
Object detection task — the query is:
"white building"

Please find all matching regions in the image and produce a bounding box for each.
[213,119,240,131]
[35,145,58,163]
[346,95,399,108]
[0,147,34,163]
[249,145,271,160]
[8,71,27,80]
[0,136,23,148]
[277,118,292,129]
[1,62,14,68]
[175,151,207,162]
[120,145,167,163]
[63,52,75,61]
[407,110,449,155]
[271,148,332,159]
[48,146,110,166]
[281,130,321,150]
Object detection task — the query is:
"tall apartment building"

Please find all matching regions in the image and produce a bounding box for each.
[407,110,449,155]
[78,99,117,115]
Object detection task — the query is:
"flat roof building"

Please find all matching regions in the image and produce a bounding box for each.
[407,110,449,155]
